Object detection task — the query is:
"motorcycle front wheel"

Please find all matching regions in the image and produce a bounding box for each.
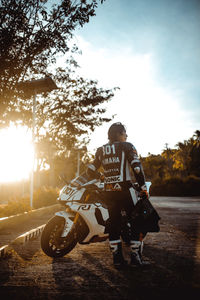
[41,215,77,258]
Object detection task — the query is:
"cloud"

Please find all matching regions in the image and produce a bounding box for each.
[74,36,196,156]
[76,0,200,126]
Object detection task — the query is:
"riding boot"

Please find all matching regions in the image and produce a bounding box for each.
[130,240,150,266]
[109,240,127,267]
[130,240,143,266]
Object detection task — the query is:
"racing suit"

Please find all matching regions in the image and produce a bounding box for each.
[88,141,147,265]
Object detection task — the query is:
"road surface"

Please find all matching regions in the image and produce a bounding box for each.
[0,197,200,300]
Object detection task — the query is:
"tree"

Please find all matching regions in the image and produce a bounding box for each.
[141,153,166,181]
[172,141,193,177]
[143,132,200,181]
[189,131,200,176]
[45,69,115,148]
[0,0,117,186]
[32,64,116,179]
[161,146,176,178]
[193,130,200,148]
[0,0,105,121]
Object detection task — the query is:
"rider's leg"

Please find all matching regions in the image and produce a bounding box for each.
[123,192,148,266]
[109,239,126,266]
[105,193,126,266]
[129,231,143,265]
[130,230,150,266]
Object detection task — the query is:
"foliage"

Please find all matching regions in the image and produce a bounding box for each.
[28,63,116,181]
[0,186,58,217]
[34,64,115,161]
[141,154,167,181]
[0,0,116,183]
[0,197,30,217]
[0,0,106,121]
[33,186,58,208]
[150,175,200,196]
[142,130,200,196]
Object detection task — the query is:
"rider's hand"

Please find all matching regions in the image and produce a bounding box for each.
[100,173,104,182]
[139,190,149,200]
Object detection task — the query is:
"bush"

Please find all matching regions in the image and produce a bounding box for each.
[0,186,59,217]
[0,197,30,218]
[33,186,59,209]
[183,175,200,196]
[150,176,200,196]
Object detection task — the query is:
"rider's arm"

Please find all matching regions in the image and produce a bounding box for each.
[87,147,102,179]
[125,143,147,192]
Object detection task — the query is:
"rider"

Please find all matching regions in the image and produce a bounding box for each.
[87,122,149,267]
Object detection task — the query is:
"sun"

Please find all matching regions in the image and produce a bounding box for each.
[0,125,34,183]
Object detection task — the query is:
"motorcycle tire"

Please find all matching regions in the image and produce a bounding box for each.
[41,215,78,258]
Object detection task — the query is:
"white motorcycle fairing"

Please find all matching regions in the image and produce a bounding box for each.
[70,202,109,243]
[56,203,109,243]
[55,211,75,237]
[40,173,157,259]
[56,180,152,243]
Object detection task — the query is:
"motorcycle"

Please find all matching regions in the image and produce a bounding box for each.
[41,172,152,258]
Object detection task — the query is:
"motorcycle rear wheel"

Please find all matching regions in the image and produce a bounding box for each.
[41,215,77,258]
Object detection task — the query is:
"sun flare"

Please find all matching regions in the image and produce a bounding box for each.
[0,125,34,183]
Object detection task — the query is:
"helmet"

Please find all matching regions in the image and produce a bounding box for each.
[108,122,126,142]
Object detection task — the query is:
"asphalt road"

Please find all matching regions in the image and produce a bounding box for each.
[0,196,200,300]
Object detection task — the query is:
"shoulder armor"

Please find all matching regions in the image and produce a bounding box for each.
[122,142,138,154]
[95,146,103,159]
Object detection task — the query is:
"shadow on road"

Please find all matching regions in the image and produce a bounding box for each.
[11,238,40,260]
[0,241,199,300]
[51,244,200,300]
[52,255,123,300]
[0,257,13,285]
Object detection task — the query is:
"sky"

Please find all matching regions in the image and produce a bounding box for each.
[0,126,33,182]
[0,0,200,183]
[72,0,200,156]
